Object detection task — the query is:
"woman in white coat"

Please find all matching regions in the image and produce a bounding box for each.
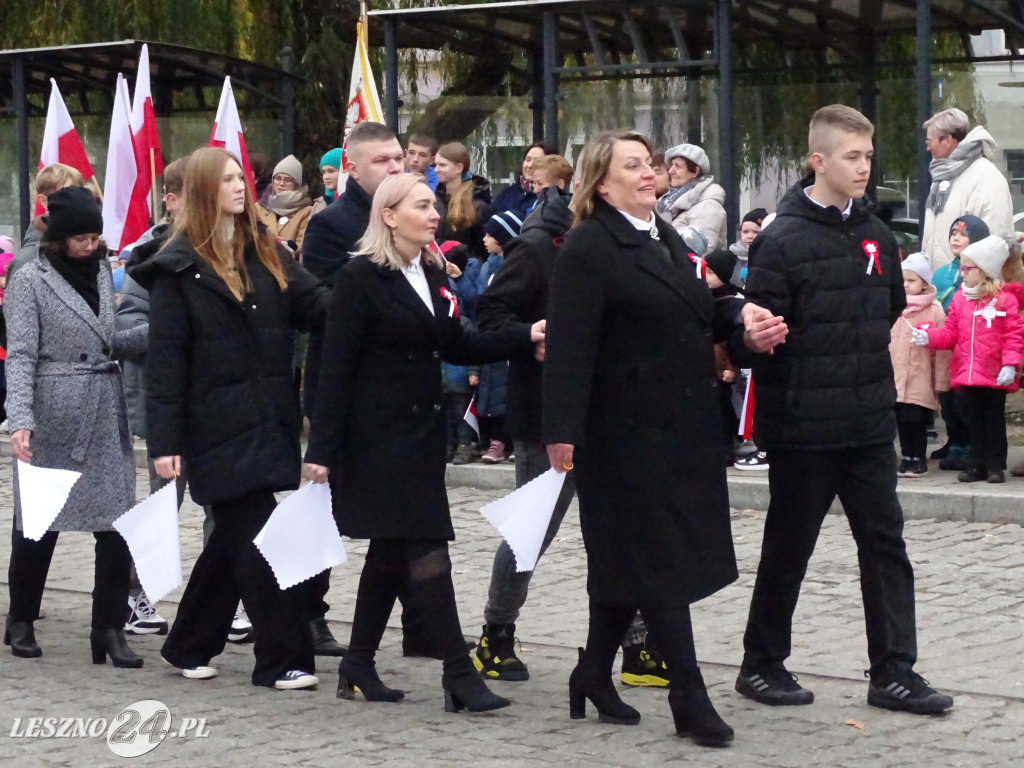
[655,143,727,251]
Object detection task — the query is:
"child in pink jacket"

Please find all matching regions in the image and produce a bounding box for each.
[890,252,949,478]
[914,235,1024,483]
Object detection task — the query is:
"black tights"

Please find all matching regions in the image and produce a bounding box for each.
[583,599,698,686]
[348,539,469,671]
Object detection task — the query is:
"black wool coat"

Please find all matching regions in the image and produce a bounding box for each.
[304,254,532,540]
[130,233,330,506]
[744,182,905,450]
[542,199,743,606]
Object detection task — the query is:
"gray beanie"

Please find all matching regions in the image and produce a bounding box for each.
[961,235,1009,280]
[900,252,932,284]
[664,143,710,175]
[273,154,303,186]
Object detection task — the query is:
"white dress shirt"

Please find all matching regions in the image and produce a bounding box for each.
[401,254,435,315]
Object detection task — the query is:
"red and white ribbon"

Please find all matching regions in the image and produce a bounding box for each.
[689,253,706,280]
[862,240,882,275]
[440,286,458,318]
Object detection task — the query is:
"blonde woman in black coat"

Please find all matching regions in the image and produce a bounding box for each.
[303,172,544,712]
[542,131,786,747]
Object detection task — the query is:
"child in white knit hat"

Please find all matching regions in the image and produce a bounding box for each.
[914,235,1024,482]
[890,252,949,477]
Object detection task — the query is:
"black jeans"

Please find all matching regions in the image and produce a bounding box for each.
[960,386,1008,471]
[895,403,932,460]
[937,390,969,446]
[741,444,918,680]
[9,527,131,629]
[161,491,314,686]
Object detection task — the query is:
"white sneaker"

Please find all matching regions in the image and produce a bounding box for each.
[228,610,253,643]
[182,665,218,680]
[274,670,318,690]
[124,590,169,635]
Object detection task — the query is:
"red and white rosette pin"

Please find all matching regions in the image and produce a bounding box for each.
[689,253,706,280]
[440,286,459,318]
[862,240,882,275]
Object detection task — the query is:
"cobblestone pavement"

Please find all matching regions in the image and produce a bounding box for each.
[0,463,1022,767]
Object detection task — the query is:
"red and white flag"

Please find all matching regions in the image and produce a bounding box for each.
[738,372,755,440]
[339,17,384,188]
[101,75,148,252]
[130,43,163,221]
[464,395,480,439]
[210,77,254,190]
[37,79,94,215]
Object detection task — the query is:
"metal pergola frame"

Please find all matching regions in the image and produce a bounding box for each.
[0,39,301,237]
[369,0,1024,238]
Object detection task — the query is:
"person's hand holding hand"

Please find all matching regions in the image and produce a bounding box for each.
[741,303,788,353]
[302,463,330,483]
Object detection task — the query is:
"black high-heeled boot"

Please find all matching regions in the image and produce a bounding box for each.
[5,616,42,658]
[336,657,404,702]
[569,647,641,725]
[669,669,734,747]
[442,655,511,713]
[90,629,143,668]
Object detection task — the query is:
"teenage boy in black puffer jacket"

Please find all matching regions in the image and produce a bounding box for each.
[736,105,953,716]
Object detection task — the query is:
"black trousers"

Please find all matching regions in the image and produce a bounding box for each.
[161,491,314,687]
[741,444,918,680]
[937,389,969,446]
[960,386,1008,471]
[895,403,932,460]
[8,526,131,629]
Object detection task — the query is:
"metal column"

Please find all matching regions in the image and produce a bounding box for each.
[716,0,737,242]
[13,56,30,238]
[280,47,295,156]
[916,0,932,230]
[531,52,544,143]
[543,11,559,150]
[861,37,880,202]
[384,18,400,131]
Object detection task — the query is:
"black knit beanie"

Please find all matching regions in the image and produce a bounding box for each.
[44,186,104,242]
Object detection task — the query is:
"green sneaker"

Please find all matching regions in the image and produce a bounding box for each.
[473,623,529,681]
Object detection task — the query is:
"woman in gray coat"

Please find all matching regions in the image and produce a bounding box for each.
[4,186,147,667]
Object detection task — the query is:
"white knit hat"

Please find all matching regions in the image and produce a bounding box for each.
[900,251,932,284]
[664,143,710,175]
[961,235,1009,280]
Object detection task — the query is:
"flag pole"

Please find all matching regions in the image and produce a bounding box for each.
[149,148,158,222]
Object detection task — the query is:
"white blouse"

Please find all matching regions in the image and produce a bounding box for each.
[401,254,434,315]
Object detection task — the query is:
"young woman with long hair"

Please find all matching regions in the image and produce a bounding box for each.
[303,172,544,712]
[129,146,331,690]
[433,142,492,259]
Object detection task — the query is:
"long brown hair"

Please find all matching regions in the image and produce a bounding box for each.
[173,147,287,299]
[569,130,653,225]
[437,142,475,231]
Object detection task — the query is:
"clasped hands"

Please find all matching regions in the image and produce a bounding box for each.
[741,303,788,354]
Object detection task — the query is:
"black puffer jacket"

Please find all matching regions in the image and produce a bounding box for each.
[477,186,573,440]
[744,181,906,450]
[129,232,330,505]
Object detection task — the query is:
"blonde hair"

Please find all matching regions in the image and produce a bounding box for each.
[172,147,288,300]
[532,154,574,187]
[968,267,1003,301]
[437,142,475,230]
[922,108,969,142]
[352,173,443,271]
[808,104,874,156]
[569,130,653,225]
[35,163,85,197]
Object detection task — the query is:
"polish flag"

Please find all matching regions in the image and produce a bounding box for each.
[130,44,163,221]
[102,75,149,251]
[37,79,94,215]
[209,77,254,190]
[738,372,755,440]
[464,395,480,438]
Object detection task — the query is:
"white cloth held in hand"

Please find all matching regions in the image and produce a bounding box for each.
[911,328,930,346]
[997,365,1017,387]
[480,468,567,572]
[111,481,182,603]
[17,460,82,540]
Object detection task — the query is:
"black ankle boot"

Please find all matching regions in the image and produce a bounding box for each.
[5,616,42,658]
[569,647,641,725]
[310,616,347,657]
[90,629,143,668]
[336,657,404,702]
[669,669,734,747]
[442,656,511,713]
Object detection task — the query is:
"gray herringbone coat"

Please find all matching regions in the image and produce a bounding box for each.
[4,254,147,531]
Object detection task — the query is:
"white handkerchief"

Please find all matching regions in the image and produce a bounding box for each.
[112,482,182,603]
[17,460,81,541]
[254,482,347,590]
[480,468,567,572]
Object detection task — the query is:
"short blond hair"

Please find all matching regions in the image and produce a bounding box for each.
[532,155,574,187]
[352,173,443,272]
[35,163,84,197]
[808,105,874,156]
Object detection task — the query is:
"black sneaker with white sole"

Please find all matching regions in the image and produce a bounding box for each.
[866,670,953,715]
[274,670,319,690]
[735,666,814,706]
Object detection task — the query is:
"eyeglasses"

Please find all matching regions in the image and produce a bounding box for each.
[272,175,295,184]
[959,265,978,273]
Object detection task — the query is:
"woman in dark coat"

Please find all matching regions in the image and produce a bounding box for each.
[303,172,544,712]
[542,131,786,747]
[131,147,330,691]
[5,186,147,666]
